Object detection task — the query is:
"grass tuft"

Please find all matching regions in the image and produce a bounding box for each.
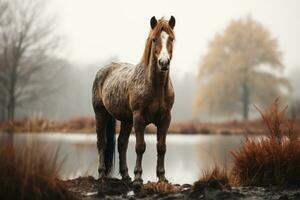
[231,99,300,186]
[142,182,181,194]
[200,166,230,186]
[189,166,230,199]
[0,141,76,200]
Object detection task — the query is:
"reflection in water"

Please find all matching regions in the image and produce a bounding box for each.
[2,133,245,184]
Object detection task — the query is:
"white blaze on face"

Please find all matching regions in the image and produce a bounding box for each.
[158,31,170,64]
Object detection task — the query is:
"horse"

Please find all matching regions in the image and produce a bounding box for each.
[92,16,176,187]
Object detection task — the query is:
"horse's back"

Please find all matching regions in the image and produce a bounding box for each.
[93,62,133,90]
[93,62,135,121]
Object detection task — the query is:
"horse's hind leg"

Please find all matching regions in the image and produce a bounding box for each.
[118,122,132,182]
[95,108,109,179]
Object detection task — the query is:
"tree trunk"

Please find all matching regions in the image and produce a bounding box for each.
[0,104,4,122]
[7,59,18,121]
[8,69,16,121]
[7,98,15,120]
[242,81,250,120]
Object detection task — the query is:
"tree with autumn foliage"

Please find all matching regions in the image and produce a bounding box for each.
[193,17,290,120]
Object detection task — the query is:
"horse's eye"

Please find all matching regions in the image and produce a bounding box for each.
[152,38,156,43]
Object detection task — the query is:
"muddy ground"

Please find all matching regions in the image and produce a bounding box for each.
[60,177,300,200]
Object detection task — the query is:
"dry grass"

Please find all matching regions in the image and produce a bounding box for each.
[200,166,230,185]
[231,99,300,186]
[0,141,76,200]
[0,117,54,133]
[0,116,96,133]
[142,182,181,194]
[0,102,299,135]
[2,116,297,135]
[189,166,231,199]
[57,117,96,132]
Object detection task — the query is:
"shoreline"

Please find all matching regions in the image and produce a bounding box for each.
[0,130,256,135]
[1,117,299,135]
[60,176,300,200]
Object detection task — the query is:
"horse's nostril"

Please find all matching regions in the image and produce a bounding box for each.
[166,59,170,65]
[159,60,163,66]
[159,59,170,67]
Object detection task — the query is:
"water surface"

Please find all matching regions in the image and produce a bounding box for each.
[3,133,246,184]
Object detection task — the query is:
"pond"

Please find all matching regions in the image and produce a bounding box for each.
[1,133,246,184]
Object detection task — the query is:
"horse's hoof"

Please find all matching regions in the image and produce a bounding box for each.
[98,178,106,183]
[158,177,169,183]
[98,169,107,180]
[122,175,132,185]
[133,178,143,193]
[98,174,107,183]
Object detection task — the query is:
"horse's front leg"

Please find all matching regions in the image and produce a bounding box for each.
[133,112,146,187]
[156,113,171,182]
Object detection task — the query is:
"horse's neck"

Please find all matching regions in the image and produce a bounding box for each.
[138,41,170,91]
[147,61,170,90]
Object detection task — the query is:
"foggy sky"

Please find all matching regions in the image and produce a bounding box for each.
[47,0,300,78]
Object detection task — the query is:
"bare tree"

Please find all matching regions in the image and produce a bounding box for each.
[0,0,61,121]
[0,0,9,122]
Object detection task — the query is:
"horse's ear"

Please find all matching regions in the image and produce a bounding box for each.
[169,16,176,29]
[150,16,157,29]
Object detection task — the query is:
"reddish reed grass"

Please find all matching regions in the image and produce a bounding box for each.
[142,182,180,194]
[59,117,96,132]
[0,116,96,133]
[200,166,230,185]
[231,99,300,186]
[1,115,299,134]
[190,166,231,199]
[0,141,76,200]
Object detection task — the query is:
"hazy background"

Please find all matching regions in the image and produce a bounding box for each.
[1,0,300,122]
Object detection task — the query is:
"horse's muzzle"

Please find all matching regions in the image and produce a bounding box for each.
[160,66,169,71]
[158,59,170,71]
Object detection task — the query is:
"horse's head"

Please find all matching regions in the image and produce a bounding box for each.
[143,16,176,71]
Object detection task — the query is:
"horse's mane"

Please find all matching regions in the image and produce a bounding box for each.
[140,18,175,66]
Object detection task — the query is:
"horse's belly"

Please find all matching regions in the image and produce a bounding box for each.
[106,101,133,122]
[102,88,133,122]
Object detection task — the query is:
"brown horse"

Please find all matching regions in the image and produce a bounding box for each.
[92,16,175,186]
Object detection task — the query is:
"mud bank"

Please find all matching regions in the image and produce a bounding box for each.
[60,177,300,200]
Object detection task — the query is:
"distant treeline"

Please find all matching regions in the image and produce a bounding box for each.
[1,56,196,122]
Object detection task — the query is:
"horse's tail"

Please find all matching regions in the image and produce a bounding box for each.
[105,115,116,176]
